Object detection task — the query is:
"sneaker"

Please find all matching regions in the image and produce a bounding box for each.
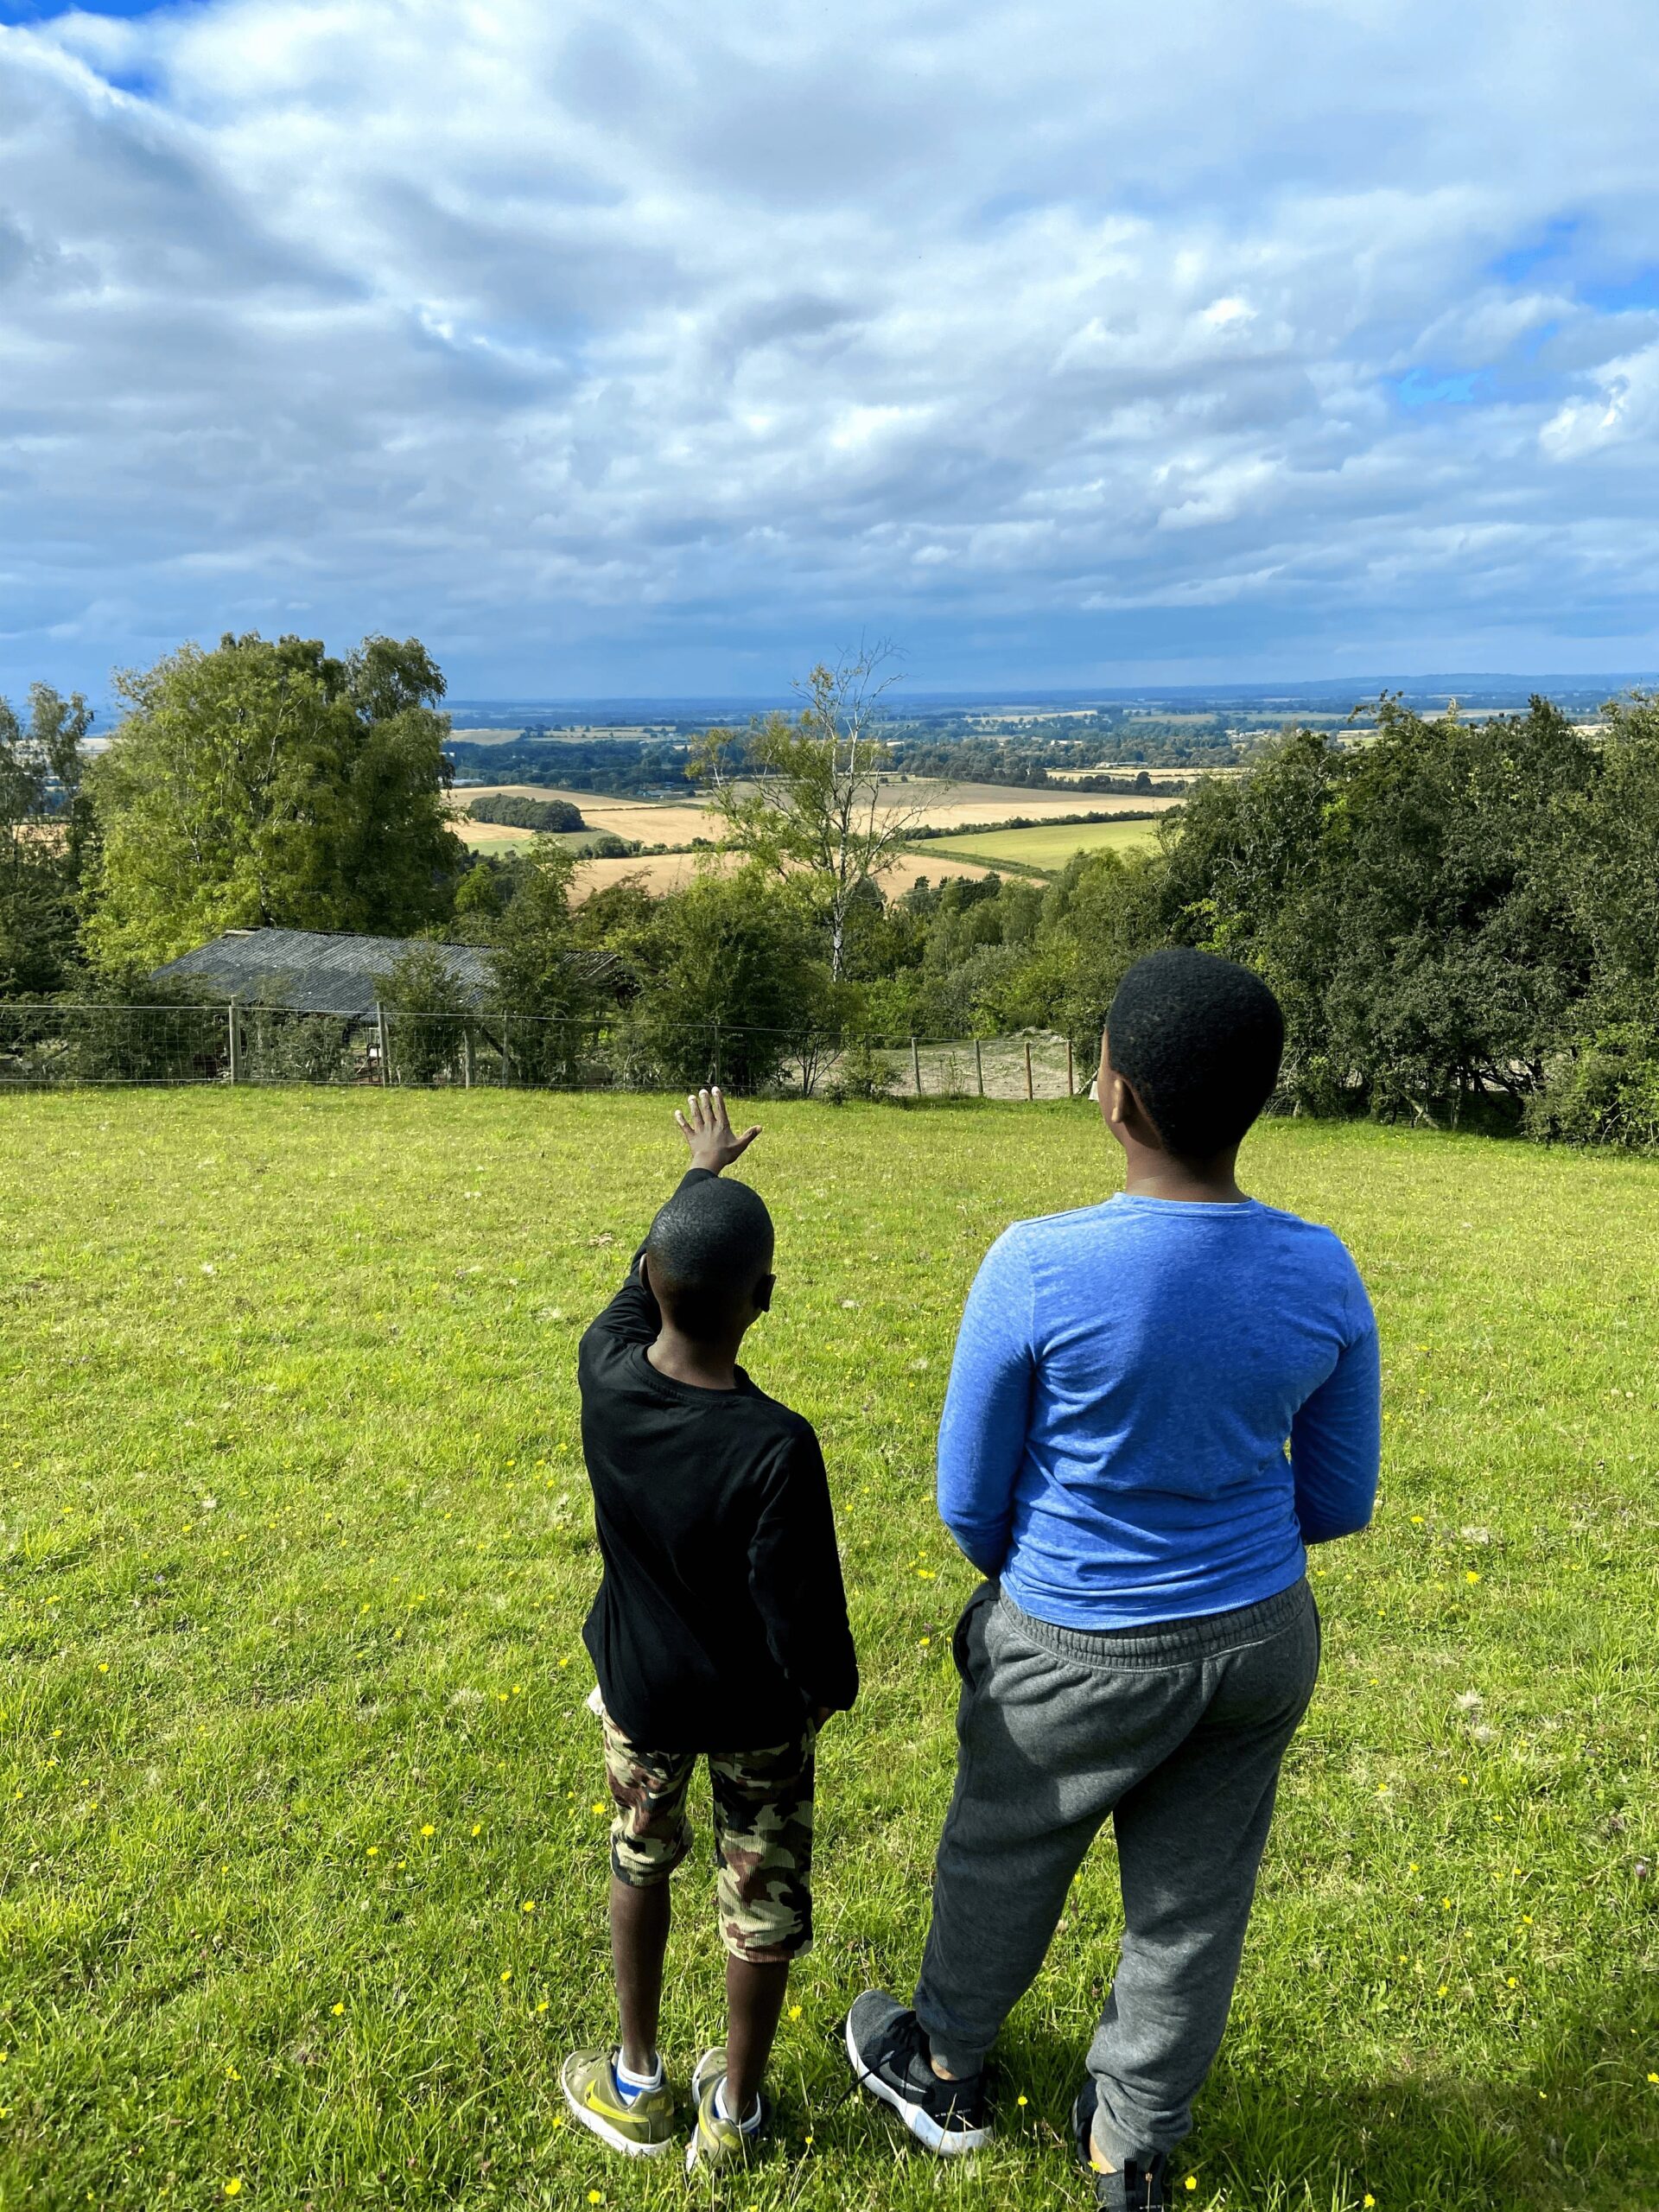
[843,1989,988,2155]
[559,2048,677,2158]
[1071,2077,1169,2210]
[683,2046,771,2172]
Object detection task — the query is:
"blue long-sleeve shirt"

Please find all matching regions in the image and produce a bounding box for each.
[937,1192,1381,1628]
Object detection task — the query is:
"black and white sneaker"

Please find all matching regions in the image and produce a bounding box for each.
[843,1989,988,2155]
[1071,2076,1169,2211]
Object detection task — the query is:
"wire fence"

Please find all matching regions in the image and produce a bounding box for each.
[0,1001,1090,1103]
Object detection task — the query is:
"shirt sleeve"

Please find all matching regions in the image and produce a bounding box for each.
[587,1167,719,1347]
[747,1427,860,1717]
[936,1229,1036,1576]
[1290,1267,1382,1543]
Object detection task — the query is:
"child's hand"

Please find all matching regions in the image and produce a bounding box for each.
[675,1086,761,1174]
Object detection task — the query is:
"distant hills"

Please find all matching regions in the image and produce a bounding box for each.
[443,673,1658,733]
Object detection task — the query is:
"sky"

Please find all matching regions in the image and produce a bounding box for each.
[3,0,1659,702]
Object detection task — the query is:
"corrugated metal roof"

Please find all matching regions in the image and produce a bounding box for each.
[152,929,495,1017]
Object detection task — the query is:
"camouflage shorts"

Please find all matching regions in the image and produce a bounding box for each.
[600,1707,817,1963]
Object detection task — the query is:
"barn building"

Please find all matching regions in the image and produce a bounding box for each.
[150,927,493,1016]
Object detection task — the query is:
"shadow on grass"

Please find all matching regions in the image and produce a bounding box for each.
[998,1982,1659,2212]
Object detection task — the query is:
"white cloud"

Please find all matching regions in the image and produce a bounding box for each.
[3,0,1659,696]
[1541,346,1659,461]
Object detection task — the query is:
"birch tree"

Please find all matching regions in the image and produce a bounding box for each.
[691,647,938,980]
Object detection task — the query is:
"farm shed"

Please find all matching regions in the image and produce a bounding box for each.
[149,927,626,1014]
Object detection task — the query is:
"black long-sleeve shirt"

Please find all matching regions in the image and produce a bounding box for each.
[576,1171,859,1751]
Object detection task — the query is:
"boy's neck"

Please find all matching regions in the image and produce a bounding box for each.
[646,1325,744,1392]
[1121,1143,1246,1205]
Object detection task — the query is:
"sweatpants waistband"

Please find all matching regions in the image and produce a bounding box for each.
[995,1575,1313,1669]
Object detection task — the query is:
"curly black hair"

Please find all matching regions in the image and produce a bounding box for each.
[1106,949,1285,1160]
[645,1175,774,1339]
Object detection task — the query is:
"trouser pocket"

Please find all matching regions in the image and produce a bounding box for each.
[951,1580,997,1693]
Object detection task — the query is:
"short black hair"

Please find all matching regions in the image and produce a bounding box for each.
[645,1176,774,1340]
[1106,949,1284,1159]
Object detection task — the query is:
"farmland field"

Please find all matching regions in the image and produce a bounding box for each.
[1,1092,1656,2211]
[451,779,1180,850]
[915,817,1166,874]
[566,847,1002,903]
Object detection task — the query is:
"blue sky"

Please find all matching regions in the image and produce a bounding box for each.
[3,0,1659,701]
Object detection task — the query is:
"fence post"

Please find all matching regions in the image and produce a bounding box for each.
[975,1036,984,1098]
[376,1002,390,1086]
[502,1021,511,1086]
[1066,1037,1075,1096]
[226,1001,241,1084]
[911,1036,922,1097]
[462,1028,474,1090]
[712,1017,721,1087]
[1025,1039,1034,1101]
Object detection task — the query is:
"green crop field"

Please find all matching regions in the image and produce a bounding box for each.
[1,1090,1656,2212]
[915,817,1165,874]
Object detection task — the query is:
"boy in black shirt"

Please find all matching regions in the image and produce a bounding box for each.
[562,1088,859,2171]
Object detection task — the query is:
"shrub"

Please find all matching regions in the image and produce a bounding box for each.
[823,1036,899,1105]
[1526,1023,1659,1151]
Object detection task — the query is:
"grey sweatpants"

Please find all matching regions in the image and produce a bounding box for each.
[914,1576,1319,2159]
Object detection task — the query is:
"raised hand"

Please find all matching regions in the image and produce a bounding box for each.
[675,1085,762,1174]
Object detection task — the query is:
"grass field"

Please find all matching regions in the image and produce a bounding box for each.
[915,817,1166,874]
[2,1092,1656,2211]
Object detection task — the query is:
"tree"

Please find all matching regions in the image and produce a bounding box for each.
[691,648,937,980]
[484,842,608,1081]
[81,632,465,974]
[625,868,836,1090]
[1154,702,1596,1123]
[0,683,94,996]
[466,794,586,832]
[374,941,474,1084]
[487,842,585,1014]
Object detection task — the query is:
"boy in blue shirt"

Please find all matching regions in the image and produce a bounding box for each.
[847,950,1380,2211]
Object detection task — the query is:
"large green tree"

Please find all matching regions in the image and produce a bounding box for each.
[607,866,835,1089]
[82,632,464,973]
[0,683,94,996]
[1153,700,1599,1122]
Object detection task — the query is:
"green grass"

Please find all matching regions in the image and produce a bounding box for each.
[915,818,1164,874]
[1,1090,1656,2212]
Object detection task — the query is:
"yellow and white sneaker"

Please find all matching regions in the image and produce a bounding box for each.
[560,2048,677,2158]
[683,2046,772,2171]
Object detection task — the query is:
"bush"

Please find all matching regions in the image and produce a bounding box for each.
[1526,1023,1659,1150]
[625,869,833,1090]
[373,942,474,1084]
[244,1013,356,1084]
[823,1036,899,1104]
